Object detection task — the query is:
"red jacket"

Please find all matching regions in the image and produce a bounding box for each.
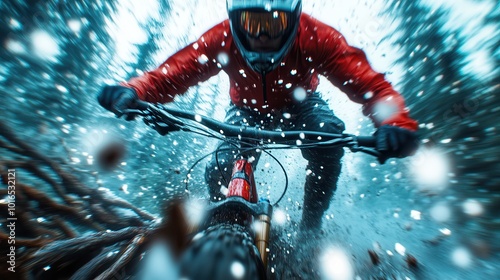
[125,13,418,131]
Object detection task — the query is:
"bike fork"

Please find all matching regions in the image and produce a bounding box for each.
[255,209,271,268]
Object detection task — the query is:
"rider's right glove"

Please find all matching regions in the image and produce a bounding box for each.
[97,85,140,120]
[374,125,419,164]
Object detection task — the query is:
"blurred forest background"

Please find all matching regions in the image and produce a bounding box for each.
[0,0,498,278]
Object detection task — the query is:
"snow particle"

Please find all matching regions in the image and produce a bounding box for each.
[56,84,68,93]
[462,199,483,216]
[451,248,472,268]
[320,247,354,280]
[217,52,229,66]
[411,148,449,192]
[395,243,406,256]
[9,18,22,30]
[273,209,287,225]
[67,19,82,33]
[410,210,421,220]
[31,30,60,60]
[231,261,245,279]
[293,87,307,102]
[220,186,228,196]
[198,54,209,64]
[372,101,398,123]
[430,203,451,222]
[5,39,25,54]
[439,228,452,236]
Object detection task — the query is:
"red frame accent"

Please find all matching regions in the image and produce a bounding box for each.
[227,159,258,203]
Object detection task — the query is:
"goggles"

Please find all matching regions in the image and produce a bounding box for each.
[239,10,289,39]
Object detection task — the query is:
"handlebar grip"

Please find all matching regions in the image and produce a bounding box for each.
[356,136,376,148]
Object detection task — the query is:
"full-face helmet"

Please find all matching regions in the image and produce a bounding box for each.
[227,0,302,73]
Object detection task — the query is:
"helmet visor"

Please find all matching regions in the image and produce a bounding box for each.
[239,10,289,39]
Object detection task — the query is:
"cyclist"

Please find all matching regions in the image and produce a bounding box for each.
[98,0,419,231]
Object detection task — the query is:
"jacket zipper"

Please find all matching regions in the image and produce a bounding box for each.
[261,72,268,104]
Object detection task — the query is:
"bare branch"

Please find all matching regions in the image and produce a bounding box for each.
[26,227,149,270]
[95,233,146,280]
[0,232,54,247]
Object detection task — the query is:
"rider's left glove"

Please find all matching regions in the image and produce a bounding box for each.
[374,125,419,164]
[98,85,140,120]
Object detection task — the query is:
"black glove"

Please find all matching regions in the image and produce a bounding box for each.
[374,125,419,164]
[98,85,140,120]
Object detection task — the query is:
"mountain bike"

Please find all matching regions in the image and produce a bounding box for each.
[127,102,381,279]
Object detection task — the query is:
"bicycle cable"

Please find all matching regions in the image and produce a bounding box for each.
[141,106,366,207]
[258,149,288,206]
[183,143,290,206]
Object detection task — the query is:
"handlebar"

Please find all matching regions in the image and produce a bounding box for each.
[125,102,380,158]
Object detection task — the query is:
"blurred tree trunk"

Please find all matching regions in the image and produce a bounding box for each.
[385,0,500,247]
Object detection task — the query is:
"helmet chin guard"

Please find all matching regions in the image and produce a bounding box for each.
[227,0,302,74]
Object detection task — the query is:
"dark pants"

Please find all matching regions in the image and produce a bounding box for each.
[205,93,345,230]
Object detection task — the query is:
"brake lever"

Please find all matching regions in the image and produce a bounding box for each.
[344,134,381,158]
[349,146,381,158]
[138,104,186,135]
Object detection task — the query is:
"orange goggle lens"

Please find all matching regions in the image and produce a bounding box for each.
[239,11,288,39]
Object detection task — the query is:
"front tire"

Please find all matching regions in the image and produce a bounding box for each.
[179,224,266,280]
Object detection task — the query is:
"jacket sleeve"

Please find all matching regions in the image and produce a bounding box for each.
[315,24,418,131]
[123,24,225,103]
